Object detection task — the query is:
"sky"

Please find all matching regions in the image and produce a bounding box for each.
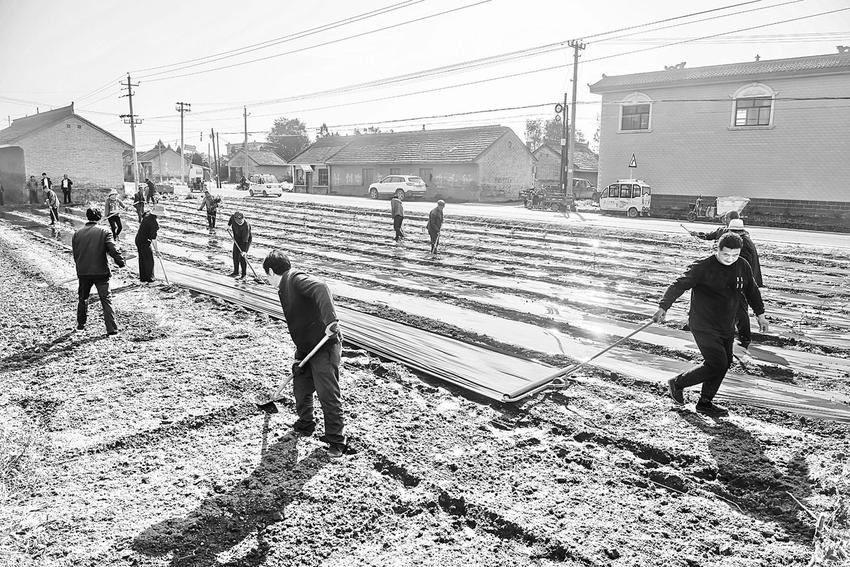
[0,0,848,155]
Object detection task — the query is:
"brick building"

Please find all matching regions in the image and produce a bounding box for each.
[126,141,191,182]
[589,51,850,230]
[226,149,289,182]
[532,142,599,189]
[0,103,130,204]
[288,126,534,201]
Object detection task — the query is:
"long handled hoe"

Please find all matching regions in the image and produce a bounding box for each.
[227,227,266,284]
[152,240,170,285]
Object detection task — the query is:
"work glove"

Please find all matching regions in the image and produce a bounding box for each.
[325,321,343,343]
[292,361,304,377]
[651,308,666,324]
[116,260,126,268]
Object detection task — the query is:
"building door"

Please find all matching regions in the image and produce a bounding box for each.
[362,168,374,186]
[306,171,313,193]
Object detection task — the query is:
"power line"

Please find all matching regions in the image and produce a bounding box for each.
[134,0,422,77]
[138,0,493,83]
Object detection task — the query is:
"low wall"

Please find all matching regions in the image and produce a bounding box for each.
[651,194,850,232]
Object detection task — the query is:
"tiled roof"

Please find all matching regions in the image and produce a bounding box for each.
[0,104,131,147]
[327,126,511,164]
[288,136,349,165]
[136,144,188,163]
[534,142,598,171]
[590,52,850,92]
[228,149,288,167]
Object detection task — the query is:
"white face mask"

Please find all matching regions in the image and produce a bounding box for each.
[716,247,741,266]
[267,272,282,288]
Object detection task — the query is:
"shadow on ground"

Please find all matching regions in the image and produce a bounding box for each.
[133,421,327,567]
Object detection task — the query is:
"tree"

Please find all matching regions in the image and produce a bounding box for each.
[525,119,542,151]
[316,123,331,139]
[267,117,309,161]
[354,125,382,135]
[543,118,562,148]
[191,152,204,166]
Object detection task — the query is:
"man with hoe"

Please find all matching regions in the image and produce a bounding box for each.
[653,232,768,417]
[426,200,445,254]
[263,250,346,458]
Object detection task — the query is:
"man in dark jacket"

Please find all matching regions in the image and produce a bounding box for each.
[72,208,126,335]
[390,194,405,241]
[145,178,158,204]
[653,233,768,417]
[133,185,146,222]
[690,214,763,348]
[426,200,445,254]
[60,174,73,204]
[199,189,220,229]
[263,250,345,457]
[41,172,52,191]
[227,211,252,278]
[135,206,160,282]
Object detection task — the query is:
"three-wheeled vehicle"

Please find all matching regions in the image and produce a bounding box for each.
[599,179,652,217]
[523,186,570,212]
[687,195,750,222]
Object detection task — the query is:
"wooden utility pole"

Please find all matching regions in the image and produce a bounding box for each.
[565,39,586,212]
[175,101,191,182]
[119,74,142,193]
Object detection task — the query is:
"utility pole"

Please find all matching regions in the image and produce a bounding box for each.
[557,92,568,215]
[210,128,217,187]
[119,74,142,194]
[175,101,191,183]
[158,143,163,183]
[565,39,586,212]
[216,132,222,187]
[243,106,249,180]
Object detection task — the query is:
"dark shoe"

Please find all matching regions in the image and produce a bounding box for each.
[107,330,119,336]
[695,401,729,417]
[327,444,344,458]
[75,325,84,331]
[292,420,315,437]
[667,378,685,405]
[227,271,239,277]
[237,274,246,280]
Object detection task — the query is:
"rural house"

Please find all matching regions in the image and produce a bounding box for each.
[532,141,599,189]
[589,50,850,230]
[287,126,535,202]
[0,103,130,204]
[227,149,289,182]
[126,141,191,183]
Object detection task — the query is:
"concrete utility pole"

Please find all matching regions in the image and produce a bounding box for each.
[243,106,249,180]
[557,92,568,215]
[566,39,586,212]
[120,74,142,194]
[216,132,222,187]
[175,101,191,182]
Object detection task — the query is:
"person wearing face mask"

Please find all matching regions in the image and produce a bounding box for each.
[652,232,768,417]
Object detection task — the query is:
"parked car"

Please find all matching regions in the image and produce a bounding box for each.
[572,178,598,200]
[248,173,284,197]
[599,179,652,217]
[368,175,427,200]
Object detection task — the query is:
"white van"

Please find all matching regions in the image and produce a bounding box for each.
[599,179,652,217]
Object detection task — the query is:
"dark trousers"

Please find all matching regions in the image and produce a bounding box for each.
[108,216,122,240]
[49,206,59,224]
[206,211,217,228]
[736,295,751,347]
[134,205,144,222]
[293,342,344,444]
[62,188,71,203]
[136,240,155,281]
[428,228,440,254]
[77,276,117,333]
[675,331,733,402]
[393,215,404,240]
[232,242,249,275]
[29,190,39,204]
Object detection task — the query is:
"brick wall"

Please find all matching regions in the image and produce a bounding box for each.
[22,118,127,196]
[476,130,534,201]
[596,72,850,226]
[533,146,560,183]
[330,163,480,201]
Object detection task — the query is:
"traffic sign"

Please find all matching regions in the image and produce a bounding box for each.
[628,154,637,168]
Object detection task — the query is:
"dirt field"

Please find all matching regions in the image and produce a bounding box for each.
[1,195,848,566]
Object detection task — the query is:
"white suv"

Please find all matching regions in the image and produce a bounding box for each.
[248,173,284,197]
[368,175,426,200]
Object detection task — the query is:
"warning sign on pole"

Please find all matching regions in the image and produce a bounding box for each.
[628,154,638,168]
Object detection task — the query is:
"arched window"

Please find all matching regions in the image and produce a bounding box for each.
[619,92,652,132]
[731,83,775,127]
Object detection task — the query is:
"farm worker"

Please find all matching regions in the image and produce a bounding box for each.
[426,200,445,254]
[690,213,763,348]
[135,205,160,283]
[198,189,220,229]
[145,178,158,204]
[41,172,52,191]
[227,211,252,279]
[133,185,146,222]
[43,185,60,225]
[27,176,40,204]
[60,174,73,204]
[72,207,125,335]
[104,189,127,242]
[262,249,347,458]
[390,193,405,241]
[653,232,768,417]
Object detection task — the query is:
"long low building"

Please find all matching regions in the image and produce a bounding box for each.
[589,50,850,231]
[288,125,534,202]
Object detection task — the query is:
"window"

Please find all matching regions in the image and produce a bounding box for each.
[735,97,772,126]
[77,124,82,129]
[390,168,401,175]
[621,105,650,130]
[318,168,329,186]
[731,83,775,128]
[295,168,305,185]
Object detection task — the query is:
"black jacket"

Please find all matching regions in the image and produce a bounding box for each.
[659,255,764,337]
[228,215,252,246]
[427,206,443,232]
[277,270,339,358]
[135,213,159,245]
[72,222,125,277]
[696,227,762,287]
